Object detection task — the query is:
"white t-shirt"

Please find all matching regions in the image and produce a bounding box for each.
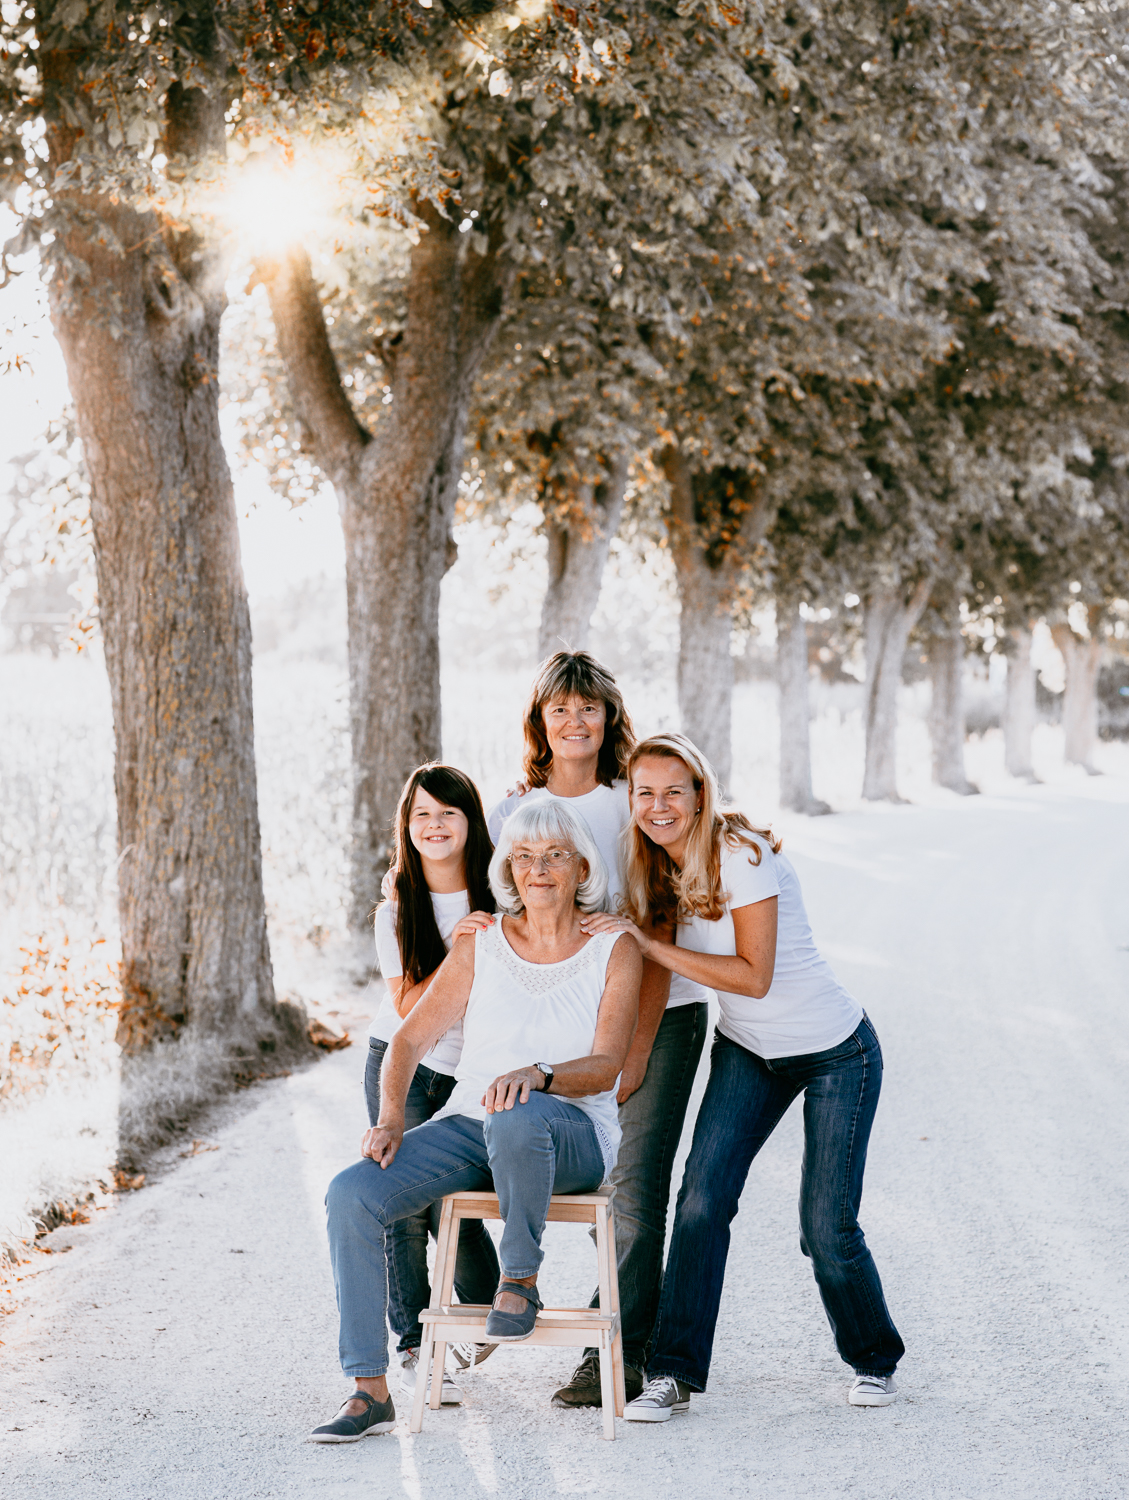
[488,780,708,1011]
[433,922,623,1177]
[678,833,863,1060]
[370,889,469,1075]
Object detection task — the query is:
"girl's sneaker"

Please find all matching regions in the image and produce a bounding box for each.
[451,1341,499,1370]
[398,1349,464,1404]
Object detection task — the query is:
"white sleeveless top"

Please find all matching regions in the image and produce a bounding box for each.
[432,921,623,1176]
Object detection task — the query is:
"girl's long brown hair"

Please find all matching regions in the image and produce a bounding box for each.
[387,764,495,987]
[620,733,782,927]
[520,650,635,788]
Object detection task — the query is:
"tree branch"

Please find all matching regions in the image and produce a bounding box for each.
[257,247,371,490]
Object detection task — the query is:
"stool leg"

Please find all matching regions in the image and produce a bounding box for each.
[606,1206,626,1416]
[429,1339,448,1410]
[410,1338,432,1433]
[432,1198,458,1306]
[598,1330,616,1440]
[595,1203,626,1419]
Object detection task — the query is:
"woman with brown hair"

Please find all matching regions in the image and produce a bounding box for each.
[488,653,712,1410]
[368,763,500,1405]
[487,650,636,904]
[581,733,905,1420]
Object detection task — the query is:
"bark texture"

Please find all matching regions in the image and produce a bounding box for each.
[862,576,932,801]
[661,448,772,789]
[776,594,831,814]
[927,588,978,795]
[261,205,509,923]
[536,454,629,660]
[1051,612,1104,772]
[43,50,282,1054]
[1003,625,1038,780]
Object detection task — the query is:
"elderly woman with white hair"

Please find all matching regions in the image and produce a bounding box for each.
[309,800,642,1443]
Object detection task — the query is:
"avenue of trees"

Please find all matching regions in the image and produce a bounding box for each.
[4,1,1129,1076]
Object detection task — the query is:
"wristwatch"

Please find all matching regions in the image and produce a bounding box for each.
[535,1062,555,1093]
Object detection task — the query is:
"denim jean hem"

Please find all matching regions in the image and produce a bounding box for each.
[853,1364,899,1378]
[343,1366,388,1379]
[646,1363,706,1394]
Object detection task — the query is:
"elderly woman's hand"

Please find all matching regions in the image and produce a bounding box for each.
[482,1065,546,1113]
[450,910,496,941]
[361,1121,404,1168]
[579,910,654,957]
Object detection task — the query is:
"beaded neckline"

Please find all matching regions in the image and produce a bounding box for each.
[483,921,610,997]
[496,918,598,969]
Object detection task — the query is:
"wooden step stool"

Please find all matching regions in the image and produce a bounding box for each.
[413,1184,626,1440]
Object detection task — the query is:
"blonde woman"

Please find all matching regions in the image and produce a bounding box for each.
[581,733,905,1421]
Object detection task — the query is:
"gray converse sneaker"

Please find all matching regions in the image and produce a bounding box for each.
[848,1373,897,1407]
[624,1374,691,1422]
[398,1349,463,1404]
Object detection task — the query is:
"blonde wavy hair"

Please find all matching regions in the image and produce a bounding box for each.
[620,733,782,927]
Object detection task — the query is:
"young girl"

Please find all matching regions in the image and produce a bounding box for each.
[581,733,905,1420]
[368,763,500,1402]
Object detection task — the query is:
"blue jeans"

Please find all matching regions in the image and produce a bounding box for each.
[650,1017,905,1390]
[327,1092,606,1378]
[585,1002,708,1371]
[364,1039,499,1352]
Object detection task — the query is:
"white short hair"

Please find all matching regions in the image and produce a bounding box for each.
[489,799,608,916]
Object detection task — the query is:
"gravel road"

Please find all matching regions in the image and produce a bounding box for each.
[2,775,1127,1500]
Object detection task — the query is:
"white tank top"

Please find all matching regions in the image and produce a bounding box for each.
[432,921,622,1176]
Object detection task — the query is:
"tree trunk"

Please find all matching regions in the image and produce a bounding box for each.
[661,448,773,792]
[675,555,735,788]
[1003,624,1038,780]
[1050,616,1103,773]
[862,577,932,802]
[927,590,978,795]
[537,454,629,660]
[261,206,509,924]
[776,593,831,814]
[43,46,285,1056]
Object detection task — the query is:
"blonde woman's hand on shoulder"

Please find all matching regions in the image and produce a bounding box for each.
[579,909,654,958]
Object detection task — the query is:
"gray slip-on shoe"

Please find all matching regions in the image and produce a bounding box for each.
[308,1389,396,1443]
[484,1279,544,1341]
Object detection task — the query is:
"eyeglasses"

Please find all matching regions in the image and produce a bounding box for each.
[510,849,577,869]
